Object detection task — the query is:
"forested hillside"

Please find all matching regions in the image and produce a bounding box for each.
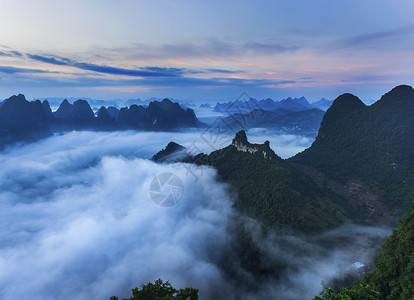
[192,130,366,233]
[291,85,414,212]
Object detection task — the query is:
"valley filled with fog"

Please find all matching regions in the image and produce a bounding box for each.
[0,130,391,299]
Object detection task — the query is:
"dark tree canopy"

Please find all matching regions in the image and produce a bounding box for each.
[110,278,199,300]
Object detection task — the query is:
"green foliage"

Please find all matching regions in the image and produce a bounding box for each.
[193,139,361,233]
[313,284,381,300]
[316,206,414,300]
[364,206,414,299]
[110,278,199,300]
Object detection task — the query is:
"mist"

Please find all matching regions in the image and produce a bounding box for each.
[236,219,391,299]
[0,131,390,299]
[246,128,314,158]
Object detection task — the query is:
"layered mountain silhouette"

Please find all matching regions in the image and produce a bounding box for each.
[54,99,96,129]
[213,96,332,113]
[153,85,414,233]
[0,95,202,147]
[216,107,324,137]
[212,96,327,136]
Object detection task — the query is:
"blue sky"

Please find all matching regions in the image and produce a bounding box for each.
[0,0,413,102]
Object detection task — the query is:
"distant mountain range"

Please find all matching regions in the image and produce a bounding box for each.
[312,97,332,111]
[0,93,335,147]
[213,96,333,113]
[32,96,187,111]
[22,95,334,113]
[209,96,333,136]
[0,94,202,147]
[216,108,325,137]
[35,97,122,110]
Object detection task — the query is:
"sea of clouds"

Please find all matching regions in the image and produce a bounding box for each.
[0,130,391,299]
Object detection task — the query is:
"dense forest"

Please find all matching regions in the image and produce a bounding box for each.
[191,130,363,233]
[291,85,414,212]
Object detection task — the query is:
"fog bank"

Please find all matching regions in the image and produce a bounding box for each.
[0,131,390,299]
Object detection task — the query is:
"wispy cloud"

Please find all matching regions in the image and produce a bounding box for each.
[0,66,59,74]
[27,54,72,66]
[1,52,243,78]
[0,51,14,57]
[0,50,24,57]
[205,69,245,74]
[244,41,299,54]
[9,50,23,57]
[335,24,414,49]
[0,68,293,91]
[102,38,300,60]
[26,54,188,77]
[2,48,284,92]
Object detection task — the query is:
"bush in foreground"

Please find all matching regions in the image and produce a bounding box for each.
[110,278,198,300]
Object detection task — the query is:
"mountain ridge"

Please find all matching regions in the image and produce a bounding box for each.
[213,95,331,114]
[0,95,203,147]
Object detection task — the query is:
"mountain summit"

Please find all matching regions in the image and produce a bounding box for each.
[326,93,366,115]
[0,94,50,144]
[232,130,274,159]
[371,84,414,110]
[151,141,188,163]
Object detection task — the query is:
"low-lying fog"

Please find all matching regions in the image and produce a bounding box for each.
[0,130,391,300]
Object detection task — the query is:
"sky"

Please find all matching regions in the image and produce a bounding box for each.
[0,0,414,102]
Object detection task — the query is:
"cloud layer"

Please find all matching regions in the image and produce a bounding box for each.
[0,131,234,300]
[0,131,391,299]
